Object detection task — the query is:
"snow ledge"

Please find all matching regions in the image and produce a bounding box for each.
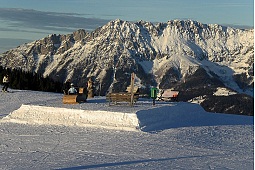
[1,104,140,131]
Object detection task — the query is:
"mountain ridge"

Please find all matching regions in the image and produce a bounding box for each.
[0,19,253,97]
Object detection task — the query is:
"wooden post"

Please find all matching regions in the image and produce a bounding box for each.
[130,72,135,106]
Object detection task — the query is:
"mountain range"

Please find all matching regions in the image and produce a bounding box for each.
[0,19,253,115]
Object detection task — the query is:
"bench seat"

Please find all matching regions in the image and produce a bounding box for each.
[106,92,139,105]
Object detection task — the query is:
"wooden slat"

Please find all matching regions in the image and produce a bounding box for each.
[63,95,78,104]
[106,92,139,104]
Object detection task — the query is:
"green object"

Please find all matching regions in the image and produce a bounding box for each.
[150,87,158,99]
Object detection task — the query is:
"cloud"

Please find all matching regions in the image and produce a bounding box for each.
[220,24,254,30]
[0,8,111,52]
[0,38,33,53]
[0,8,110,33]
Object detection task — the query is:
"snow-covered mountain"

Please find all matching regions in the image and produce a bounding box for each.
[0,19,253,97]
[0,20,254,93]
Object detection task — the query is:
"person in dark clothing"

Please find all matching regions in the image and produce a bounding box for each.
[63,79,71,94]
[2,74,10,92]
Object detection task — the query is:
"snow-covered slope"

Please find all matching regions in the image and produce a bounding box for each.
[0,88,253,131]
[0,89,253,169]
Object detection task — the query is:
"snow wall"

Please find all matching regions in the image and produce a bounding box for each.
[1,104,140,131]
[1,103,253,132]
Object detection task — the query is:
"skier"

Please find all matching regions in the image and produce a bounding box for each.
[2,74,10,92]
[68,83,77,95]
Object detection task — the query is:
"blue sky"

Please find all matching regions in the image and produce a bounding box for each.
[0,0,253,53]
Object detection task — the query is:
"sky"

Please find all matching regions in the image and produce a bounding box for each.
[0,0,253,53]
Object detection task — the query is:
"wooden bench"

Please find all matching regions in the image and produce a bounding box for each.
[106,73,139,106]
[63,88,87,104]
[106,92,139,105]
[157,89,179,102]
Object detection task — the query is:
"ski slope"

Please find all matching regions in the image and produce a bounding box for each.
[0,89,253,169]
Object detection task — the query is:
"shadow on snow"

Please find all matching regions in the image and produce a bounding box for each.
[136,102,253,132]
[58,153,224,170]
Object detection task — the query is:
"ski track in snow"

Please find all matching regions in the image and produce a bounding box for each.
[0,88,253,170]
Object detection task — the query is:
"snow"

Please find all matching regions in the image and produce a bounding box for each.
[0,88,253,169]
[200,59,247,94]
[213,87,237,96]
[2,104,140,131]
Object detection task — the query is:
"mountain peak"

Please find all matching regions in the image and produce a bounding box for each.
[0,19,253,97]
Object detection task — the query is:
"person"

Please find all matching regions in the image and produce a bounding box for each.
[68,83,77,95]
[63,79,71,94]
[2,74,10,92]
[87,77,94,98]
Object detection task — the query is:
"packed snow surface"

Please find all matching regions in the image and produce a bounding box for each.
[0,89,253,169]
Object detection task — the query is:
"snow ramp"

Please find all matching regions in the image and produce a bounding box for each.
[1,104,140,131]
[1,102,253,132]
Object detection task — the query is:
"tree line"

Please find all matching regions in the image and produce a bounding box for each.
[0,66,62,93]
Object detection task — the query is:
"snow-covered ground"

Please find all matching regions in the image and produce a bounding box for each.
[0,88,254,169]
[213,87,237,96]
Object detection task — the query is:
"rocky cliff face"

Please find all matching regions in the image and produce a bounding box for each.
[0,19,253,96]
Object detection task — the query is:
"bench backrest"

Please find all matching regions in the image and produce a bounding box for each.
[126,86,139,93]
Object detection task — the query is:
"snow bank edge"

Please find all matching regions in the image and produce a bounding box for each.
[0,104,140,131]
